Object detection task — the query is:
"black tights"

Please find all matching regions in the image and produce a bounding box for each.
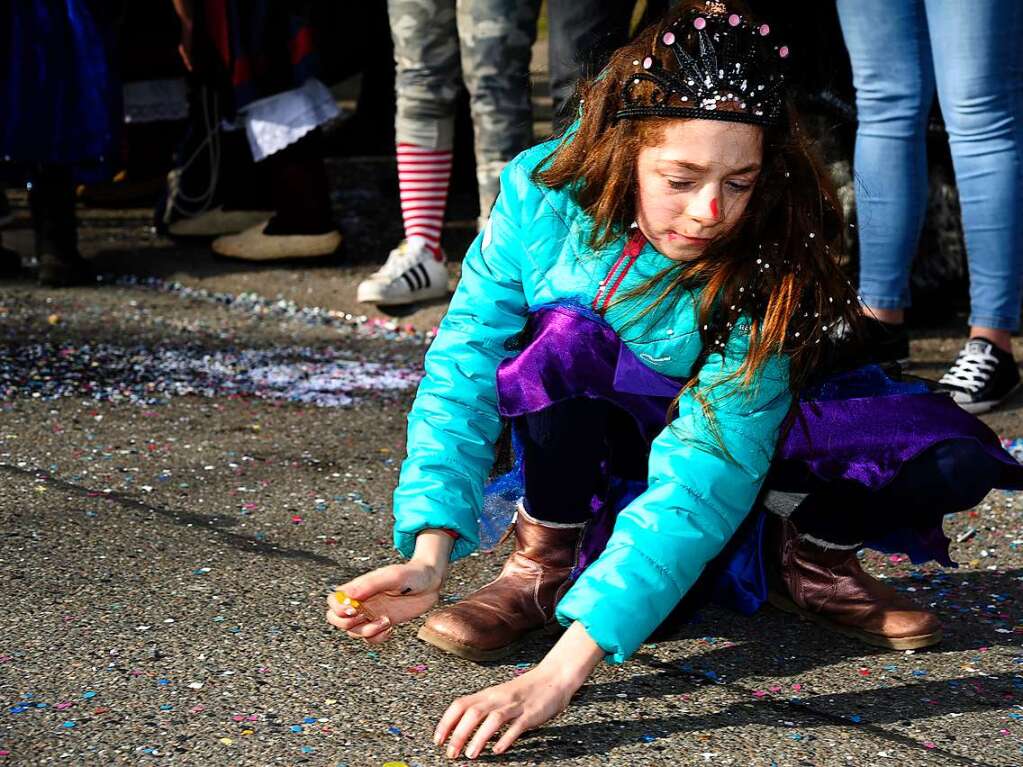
[518,398,648,524]
[517,398,999,545]
[784,439,998,546]
[263,129,334,235]
[28,165,78,259]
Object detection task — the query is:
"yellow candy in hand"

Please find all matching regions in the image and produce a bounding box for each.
[335,589,375,619]
[335,590,361,610]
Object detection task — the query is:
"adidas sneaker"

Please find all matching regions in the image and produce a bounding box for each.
[356,238,449,305]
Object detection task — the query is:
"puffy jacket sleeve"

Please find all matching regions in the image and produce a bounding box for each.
[392,159,539,562]
[555,326,793,663]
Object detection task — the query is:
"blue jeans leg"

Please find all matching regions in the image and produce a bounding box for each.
[836,0,935,312]
[925,0,1023,331]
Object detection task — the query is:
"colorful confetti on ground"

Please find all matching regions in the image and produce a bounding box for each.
[1,279,1021,764]
[101,274,437,343]
[0,343,421,407]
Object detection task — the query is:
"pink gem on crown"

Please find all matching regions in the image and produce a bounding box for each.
[615,6,788,127]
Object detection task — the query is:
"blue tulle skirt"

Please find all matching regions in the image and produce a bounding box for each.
[0,0,118,171]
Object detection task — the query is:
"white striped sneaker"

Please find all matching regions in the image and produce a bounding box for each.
[356,238,449,306]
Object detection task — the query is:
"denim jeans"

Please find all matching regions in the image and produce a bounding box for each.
[836,0,1023,330]
[546,0,636,129]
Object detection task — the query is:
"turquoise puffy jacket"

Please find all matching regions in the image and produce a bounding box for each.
[393,138,792,664]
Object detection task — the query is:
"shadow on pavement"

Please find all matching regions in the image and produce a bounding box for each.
[471,568,1021,763]
[0,462,340,568]
[502,669,1007,766]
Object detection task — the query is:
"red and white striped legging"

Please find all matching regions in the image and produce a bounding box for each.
[397,143,452,257]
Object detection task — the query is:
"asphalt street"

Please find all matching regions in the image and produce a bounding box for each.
[0,183,1021,767]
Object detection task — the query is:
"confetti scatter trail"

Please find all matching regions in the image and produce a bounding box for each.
[103,275,435,343]
[1001,437,1023,463]
[0,344,422,407]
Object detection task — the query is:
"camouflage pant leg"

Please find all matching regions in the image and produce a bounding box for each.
[389,0,540,220]
[457,0,541,219]
[388,0,461,151]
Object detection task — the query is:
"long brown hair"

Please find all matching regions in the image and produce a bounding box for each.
[535,0,861,405]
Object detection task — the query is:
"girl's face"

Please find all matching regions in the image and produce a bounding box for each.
[635,119,764,261]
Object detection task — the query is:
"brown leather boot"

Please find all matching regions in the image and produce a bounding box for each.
[417,505,585,661]
[767,516,943,650]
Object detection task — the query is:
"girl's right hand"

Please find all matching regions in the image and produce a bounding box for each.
[325,560,445,644]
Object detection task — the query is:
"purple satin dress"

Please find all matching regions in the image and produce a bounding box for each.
[482,302,1023,616]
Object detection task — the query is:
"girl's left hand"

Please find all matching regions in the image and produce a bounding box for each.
[433,665,580,759]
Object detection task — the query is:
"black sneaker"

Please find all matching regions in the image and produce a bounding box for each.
[828,316,910,371]
[936,337,1021,414]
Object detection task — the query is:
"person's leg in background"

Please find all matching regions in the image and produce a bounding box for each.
[926,0,1023,412]
[315,1,397,156]
[356,0,461,306]
[261,129,335,238]
[835,0,933,362]
[546,0,636,132]
[456,0,541,228]
[0,239,16,278]
[0,187,11,228]
[0,185,21,278]
[195,2,342,262]
[161,103,276,239]
[29,165,95,286]
[1,1,118,286]
[210,78,343,261]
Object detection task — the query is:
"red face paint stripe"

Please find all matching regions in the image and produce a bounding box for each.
[710,198,719,219]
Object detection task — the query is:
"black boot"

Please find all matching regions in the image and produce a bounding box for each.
[29,165,95,287]
[0,188,13,227]
[0,238,20,279]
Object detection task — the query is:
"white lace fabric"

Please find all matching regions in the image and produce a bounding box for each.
[240,78,342,162]
[123,78,189,124]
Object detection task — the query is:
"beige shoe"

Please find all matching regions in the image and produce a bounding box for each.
[167,206,275,238]
[212,222,342,261]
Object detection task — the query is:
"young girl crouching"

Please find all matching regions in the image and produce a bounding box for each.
[327,1,1023,758]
